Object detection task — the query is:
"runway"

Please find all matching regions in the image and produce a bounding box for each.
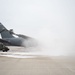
[0,47,75,75]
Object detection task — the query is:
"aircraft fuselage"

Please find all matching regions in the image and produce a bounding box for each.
[3,37,25,46]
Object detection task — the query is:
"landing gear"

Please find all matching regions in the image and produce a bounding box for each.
[0,43,9,52]
[2,47,9,52]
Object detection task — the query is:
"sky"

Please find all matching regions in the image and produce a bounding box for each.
[0,0,75,56]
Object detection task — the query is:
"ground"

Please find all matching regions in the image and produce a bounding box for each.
[0,56,75,75]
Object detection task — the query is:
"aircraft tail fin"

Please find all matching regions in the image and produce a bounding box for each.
[0,23,14,38]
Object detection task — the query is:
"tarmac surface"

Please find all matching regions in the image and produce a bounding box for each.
[0,47,75,75]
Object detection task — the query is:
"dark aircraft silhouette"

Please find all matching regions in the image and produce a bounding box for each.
[0,23,37,47]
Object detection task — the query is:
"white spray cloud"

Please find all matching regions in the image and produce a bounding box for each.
[35,27,75,56]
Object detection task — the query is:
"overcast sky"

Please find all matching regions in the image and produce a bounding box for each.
[0,0,75,55]
[0,0,75,38]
